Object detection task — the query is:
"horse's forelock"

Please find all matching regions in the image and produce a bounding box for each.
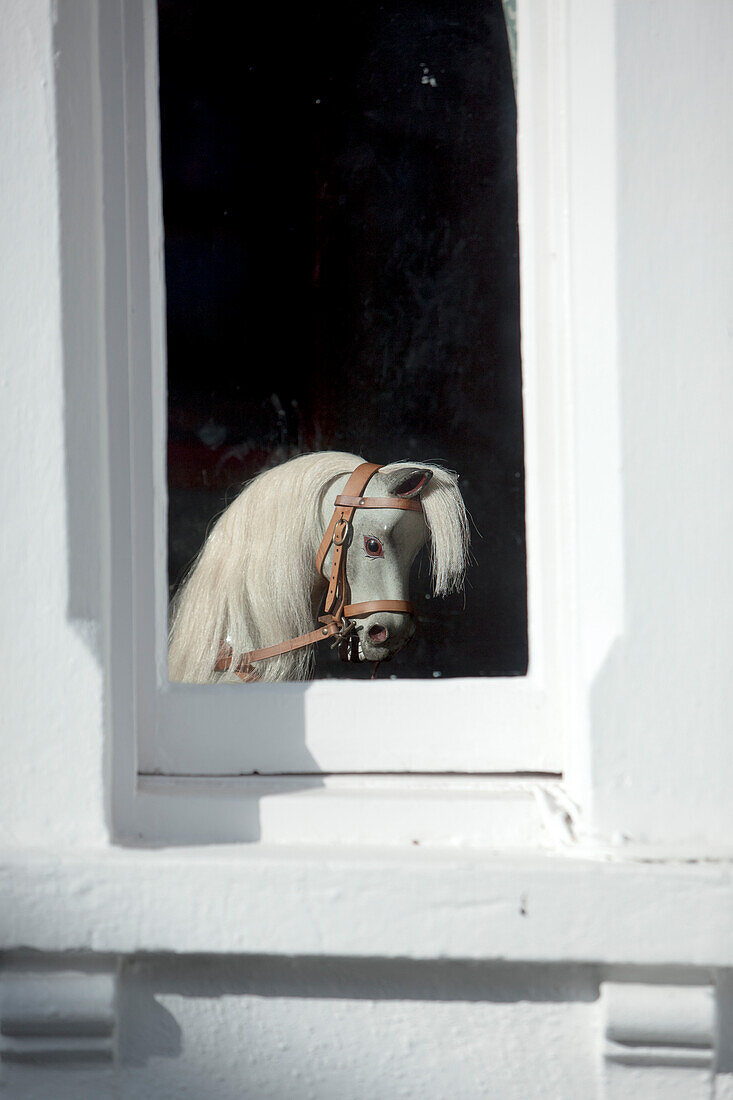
[379,461,470,598]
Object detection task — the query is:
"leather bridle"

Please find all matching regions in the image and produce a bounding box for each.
[216,462,423,681]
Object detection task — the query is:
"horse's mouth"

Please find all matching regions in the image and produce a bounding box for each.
[339,633,361,662]
[337,633,393,663]
[339,622,415,663]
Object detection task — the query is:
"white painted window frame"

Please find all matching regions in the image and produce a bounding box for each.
[96,0,610,843]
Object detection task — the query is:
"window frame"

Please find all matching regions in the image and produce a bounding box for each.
[103,0,600,841]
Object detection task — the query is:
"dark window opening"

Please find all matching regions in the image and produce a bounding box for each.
[159,0,528,678]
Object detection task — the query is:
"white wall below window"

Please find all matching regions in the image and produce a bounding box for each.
[118,957,599,1100]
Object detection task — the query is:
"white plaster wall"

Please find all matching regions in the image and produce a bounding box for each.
[118,958,599,1100]
[579,0,733,846]
[0,0,107,847]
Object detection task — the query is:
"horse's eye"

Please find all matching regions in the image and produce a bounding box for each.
[364,536,384,558]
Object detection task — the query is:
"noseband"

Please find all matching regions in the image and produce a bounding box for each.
[216,462,423,680]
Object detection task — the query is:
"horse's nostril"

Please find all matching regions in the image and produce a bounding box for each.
[368,624,388,644]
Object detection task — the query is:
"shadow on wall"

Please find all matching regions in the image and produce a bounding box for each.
[119,956,601,1098]
[715,970,733,1074]
[132,682,322,846]
[120,955,601,1015]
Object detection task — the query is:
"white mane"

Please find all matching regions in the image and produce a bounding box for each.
[168,451,469,683]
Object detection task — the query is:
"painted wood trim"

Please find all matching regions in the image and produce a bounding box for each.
[0,961,118,1066]
[601,981,716,1099]
[1,852,732,966]
[102,0,570,784]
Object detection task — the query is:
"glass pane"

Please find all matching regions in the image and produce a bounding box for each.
[159,0,527,679]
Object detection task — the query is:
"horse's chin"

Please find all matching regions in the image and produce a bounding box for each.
[357,645,395,664]
[348,630,416,665]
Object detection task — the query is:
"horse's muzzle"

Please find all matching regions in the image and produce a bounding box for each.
[340,615,416,663]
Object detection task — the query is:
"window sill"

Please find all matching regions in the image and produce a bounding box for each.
[132,774,566,847]
[2,845,731,965]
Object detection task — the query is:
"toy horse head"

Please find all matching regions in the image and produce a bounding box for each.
[168,451,469,683]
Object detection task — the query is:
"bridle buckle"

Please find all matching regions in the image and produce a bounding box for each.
[332,518,351,546]
[329,617,355,648]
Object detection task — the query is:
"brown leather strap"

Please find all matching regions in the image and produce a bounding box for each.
[216,596,415,677]
[334,495,423,512]
[318,463,384,617]
[344,600,414,617]
[315,462,382,576]
[215,619,343,678]
[240,622,342,663]
[215,643,256,680]
[215,651,259,682]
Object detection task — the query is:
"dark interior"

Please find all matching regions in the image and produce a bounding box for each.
[159,0,528,678]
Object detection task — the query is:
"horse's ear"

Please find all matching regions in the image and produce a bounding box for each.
[383,466,433,499]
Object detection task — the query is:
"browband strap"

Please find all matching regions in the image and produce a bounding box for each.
[333,494,423,512]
